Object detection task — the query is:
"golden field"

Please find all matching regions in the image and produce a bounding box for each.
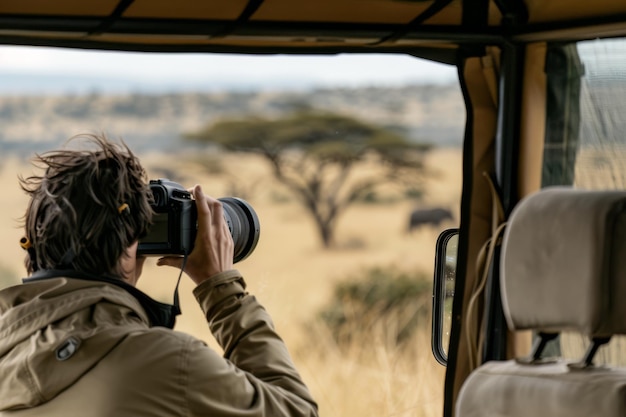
[0,146,462,417]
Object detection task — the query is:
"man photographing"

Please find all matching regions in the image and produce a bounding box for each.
[0,133,318,417]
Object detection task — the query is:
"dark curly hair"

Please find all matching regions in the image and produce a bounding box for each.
[20,133,153,277]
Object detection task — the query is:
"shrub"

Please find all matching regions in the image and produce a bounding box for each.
[315,266,432,352]
[404,187,425,200]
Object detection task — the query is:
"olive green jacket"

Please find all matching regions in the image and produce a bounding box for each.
[0,270,318,417]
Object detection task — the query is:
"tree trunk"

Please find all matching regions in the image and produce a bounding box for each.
[319,221,334,248]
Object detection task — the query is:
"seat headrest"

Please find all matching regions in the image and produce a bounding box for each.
[501,187,626,338]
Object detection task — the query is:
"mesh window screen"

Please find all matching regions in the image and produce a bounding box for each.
[574,38,626,190]
[542,37,626,364]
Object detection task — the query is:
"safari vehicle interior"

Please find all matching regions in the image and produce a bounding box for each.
[3,1,626,416]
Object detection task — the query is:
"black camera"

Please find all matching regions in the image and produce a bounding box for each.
[137,179,260,263]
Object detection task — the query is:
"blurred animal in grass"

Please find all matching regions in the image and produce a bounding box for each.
[407,207,454,232]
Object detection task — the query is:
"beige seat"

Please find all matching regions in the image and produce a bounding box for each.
[456,187,626,417]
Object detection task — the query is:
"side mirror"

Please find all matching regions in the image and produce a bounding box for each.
[431,228,459,366]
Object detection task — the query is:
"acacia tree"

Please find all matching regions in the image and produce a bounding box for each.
[186,111,431,248]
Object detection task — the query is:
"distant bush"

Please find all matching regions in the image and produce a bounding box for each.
[268,191,292,204]
[336,236,367,250]
[354,190,377,204]
[315,266,432,352]
[404,187,425,200]
[353,190,403,205]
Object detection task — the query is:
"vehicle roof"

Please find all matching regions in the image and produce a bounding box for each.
[2,1,626,61]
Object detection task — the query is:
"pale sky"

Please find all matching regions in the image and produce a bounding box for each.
[0,45,457,93]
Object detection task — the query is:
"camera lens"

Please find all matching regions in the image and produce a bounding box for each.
[219,197,260,263]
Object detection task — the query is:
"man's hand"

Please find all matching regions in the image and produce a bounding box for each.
[157,185,235,285]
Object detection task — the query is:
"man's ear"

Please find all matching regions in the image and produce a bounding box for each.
[120,241,145,286]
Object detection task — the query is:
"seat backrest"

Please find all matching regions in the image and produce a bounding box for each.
[456,187,626,417]
[501,187,626,341]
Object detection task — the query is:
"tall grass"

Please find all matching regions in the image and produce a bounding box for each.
[297,309,445,417]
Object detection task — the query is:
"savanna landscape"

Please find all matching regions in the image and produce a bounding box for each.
[2,34,626,417]
[0,143,462,417]
[2,71,623,417]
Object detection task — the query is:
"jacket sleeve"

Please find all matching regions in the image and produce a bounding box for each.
[186,269,319,417]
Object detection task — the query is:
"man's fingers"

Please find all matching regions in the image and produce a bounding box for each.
[192,185,212,234]
[170,185,234,284]
[157,256,184,269]
[192,184,225,237]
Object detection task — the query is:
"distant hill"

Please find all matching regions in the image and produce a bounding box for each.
[0,84,465,155]
[0,71,318,96]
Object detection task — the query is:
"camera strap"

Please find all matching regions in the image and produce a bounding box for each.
[171,255,188,323]
[23,269,181,329]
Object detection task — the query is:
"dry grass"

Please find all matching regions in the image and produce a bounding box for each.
[0,147,462,417]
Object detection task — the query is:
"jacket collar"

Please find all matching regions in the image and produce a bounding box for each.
[23,269,180,329]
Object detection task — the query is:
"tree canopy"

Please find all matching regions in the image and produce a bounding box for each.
[186,111,431,247]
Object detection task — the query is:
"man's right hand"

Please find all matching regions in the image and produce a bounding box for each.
[157,185,235,285]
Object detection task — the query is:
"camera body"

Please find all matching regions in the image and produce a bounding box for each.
[138,179,197,256]
[137,179,260,263]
